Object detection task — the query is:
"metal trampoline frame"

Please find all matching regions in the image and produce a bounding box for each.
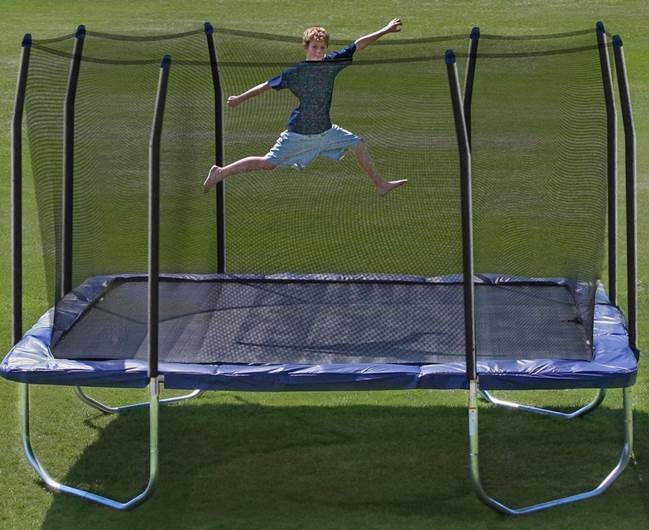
[75,386,203,414]
[9,22,638,514]
[480,389,606,419]
[468,382,634,515]
[21,381,160,510]
[453,22,638,514]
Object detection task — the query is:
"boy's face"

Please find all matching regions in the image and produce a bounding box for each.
[305,40,328,61]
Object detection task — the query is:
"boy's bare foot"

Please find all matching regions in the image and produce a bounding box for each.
[203,165,224,192]
[376,179,407,197]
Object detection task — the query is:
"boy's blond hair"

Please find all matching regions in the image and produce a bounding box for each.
[302,26,329,47]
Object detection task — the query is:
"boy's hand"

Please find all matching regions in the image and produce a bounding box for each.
[384,18,402,33]
[355,18,402,51]
[227,95,242,107]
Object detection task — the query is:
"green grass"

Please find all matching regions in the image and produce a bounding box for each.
[1,1,648,529]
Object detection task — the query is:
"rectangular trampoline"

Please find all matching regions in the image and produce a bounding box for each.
[3,21,638,514]
[3,273,636,391]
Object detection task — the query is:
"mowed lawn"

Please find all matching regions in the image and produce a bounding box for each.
[0,1,648,529]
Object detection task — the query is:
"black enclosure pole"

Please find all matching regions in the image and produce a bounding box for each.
[62,24,86,298]
[12,34,32,345]
[596,22,617,305]
[447,49,476,382]
[463,27,480,148]
[148,55,171,379]
[204,22,226,273]
[612,35,638,354]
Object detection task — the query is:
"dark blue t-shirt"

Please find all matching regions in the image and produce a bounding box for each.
[268,43,356,135]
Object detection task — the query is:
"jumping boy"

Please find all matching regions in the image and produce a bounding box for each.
[203,18,407,196]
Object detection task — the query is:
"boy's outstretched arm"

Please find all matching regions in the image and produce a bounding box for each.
[227,81,270,107]
[354,18,402,52]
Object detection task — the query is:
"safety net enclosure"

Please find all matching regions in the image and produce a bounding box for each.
[21,27,219,300]
[3,23,637,391]
[470,29,611,349]
[2,21,638,514]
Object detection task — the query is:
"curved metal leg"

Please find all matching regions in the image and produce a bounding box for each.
[75,386,203,414]
[469,381,633,515]
[479,388,606,419]
[21,381,159,510]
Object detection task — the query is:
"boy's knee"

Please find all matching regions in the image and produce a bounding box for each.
[352,140,367,153]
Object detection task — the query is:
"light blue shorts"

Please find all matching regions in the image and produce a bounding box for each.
[264,124,362,169]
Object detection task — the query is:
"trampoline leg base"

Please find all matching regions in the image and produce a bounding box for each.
[469,382,634,515]
[479,388,606,419]
[75,385,203,414]
[20,380,160,510]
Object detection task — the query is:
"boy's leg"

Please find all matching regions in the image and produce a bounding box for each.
[203,156,275,192]
[352,141,407,196]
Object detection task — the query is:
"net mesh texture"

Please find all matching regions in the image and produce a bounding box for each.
[468,31,609,347]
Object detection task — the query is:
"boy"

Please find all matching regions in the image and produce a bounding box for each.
[203,18,407,196]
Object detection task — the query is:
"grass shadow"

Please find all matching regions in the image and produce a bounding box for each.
[34,391,649,530]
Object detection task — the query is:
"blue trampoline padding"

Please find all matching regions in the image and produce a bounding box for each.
[1,274,637,391]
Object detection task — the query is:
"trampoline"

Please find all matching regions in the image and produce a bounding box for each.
[4,273,636,392]
[3,21,638,514]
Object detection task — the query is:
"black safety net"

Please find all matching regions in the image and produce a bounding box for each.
[20,24,610,364]
[212,28,468,275]
[466,29,610,353]
[26,29,218,295]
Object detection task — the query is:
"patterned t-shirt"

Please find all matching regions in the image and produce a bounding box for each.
[268,43,356,135]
